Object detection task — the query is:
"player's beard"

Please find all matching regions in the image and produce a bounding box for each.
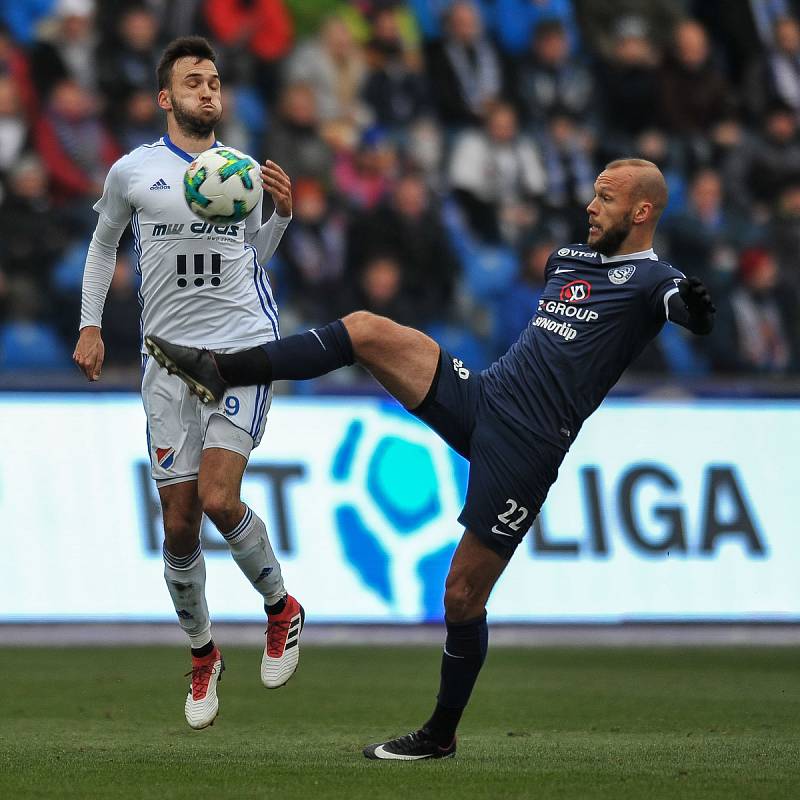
[170,95,221,140]
[590,214,634,256]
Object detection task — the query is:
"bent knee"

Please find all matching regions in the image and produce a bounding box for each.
[443,578,485,623]
[199,487,238,522]
[199,486,243,533]
[162,513,201,554]
[342,310,395,354]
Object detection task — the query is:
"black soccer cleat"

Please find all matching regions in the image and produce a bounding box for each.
[145,335,228,405]
[363,729,456,761]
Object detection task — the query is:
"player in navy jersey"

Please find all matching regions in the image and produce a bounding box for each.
[146,158,715,759]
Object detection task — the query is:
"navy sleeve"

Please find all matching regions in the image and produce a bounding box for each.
[646,263,686,320]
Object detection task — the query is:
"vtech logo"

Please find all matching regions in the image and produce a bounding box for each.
[560,280,592,303]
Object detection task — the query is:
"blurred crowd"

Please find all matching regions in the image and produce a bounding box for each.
[1,0,800,381]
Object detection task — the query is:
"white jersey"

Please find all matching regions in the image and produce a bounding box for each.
[94,135,286,350]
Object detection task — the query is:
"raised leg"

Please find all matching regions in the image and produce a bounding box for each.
[342,311,441,409]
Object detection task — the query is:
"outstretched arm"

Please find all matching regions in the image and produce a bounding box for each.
[667,277,716,335]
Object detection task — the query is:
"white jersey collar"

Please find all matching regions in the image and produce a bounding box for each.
[600,248,658,264]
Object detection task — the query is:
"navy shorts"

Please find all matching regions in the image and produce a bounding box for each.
[411,349,565,559]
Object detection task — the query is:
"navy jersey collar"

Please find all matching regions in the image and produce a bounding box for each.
[162,133,221,163]
[600,248,658,264]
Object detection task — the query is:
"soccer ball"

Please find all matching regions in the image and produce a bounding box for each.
[183,146,262,224]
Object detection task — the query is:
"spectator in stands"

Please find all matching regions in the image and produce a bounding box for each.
[0,23,36,119]
[346,171,458,323]
[362,7,429,132]
[98,253,143,367]
[449,101,546,244]
[408,0,492,41]
[659,20,734,140]
[263,82,333,184]
[770,183,800,294]
[286,16,368,129]
[491,233,553,354]
[402,116,445,185]
[744,16,800,122]
[725,101,800,215]
[514,19,595,133]
[574,0,683,57]
[30,0,96,98]
[1,0,799,378]
[722,248,794,373]
[333,124,397,211]
[0,0,57,46]
[425,0,504,127]
[493,0,578,57]
[33,78,118,207]
[0,76,29,171]
[693,0,795,83]
[595,16,661,149]
[115,87,161,150]
[96,4,160,106]
[537,110,595,240]
[125,0,206,42]
[338,252,419,327]
[0,153,70,284]
[665,168,757,291]
[280,177,347,323]
[0,274,69,370]
[632,127,687,219]
[204,0,293,102]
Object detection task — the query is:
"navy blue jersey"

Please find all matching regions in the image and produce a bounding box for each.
[482,245,685,450]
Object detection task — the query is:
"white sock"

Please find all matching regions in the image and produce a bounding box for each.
[163,544,212,649]
[220,506,286,606]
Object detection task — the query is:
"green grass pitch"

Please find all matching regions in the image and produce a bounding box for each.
[0,645,798,799]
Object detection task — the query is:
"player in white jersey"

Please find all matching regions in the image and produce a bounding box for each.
[73,37,304,730]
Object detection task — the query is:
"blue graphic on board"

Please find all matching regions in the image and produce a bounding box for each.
[332,415,464,620]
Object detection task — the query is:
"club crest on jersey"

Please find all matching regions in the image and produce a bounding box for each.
[608,264,636,285]
[155,447,175,469]
[559,279,592,303]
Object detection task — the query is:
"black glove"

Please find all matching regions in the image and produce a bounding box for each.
[678,276,716,316]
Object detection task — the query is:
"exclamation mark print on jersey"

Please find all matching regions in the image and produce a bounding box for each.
[177,254,187,287]
[211,253,221,287]
[194,254,204,287]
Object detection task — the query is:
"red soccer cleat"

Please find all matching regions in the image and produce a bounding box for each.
[184,647,224,729]
[261,595,304,688]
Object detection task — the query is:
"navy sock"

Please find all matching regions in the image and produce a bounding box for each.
[215,320,354,387]
[214,347,271,385]
[423,613,488,746]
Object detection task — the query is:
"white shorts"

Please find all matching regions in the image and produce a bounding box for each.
[141,354,272,485]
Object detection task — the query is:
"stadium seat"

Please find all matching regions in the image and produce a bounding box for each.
[51,241,90,293]
[441,199,518,299]
[424,322,490,369]
[0,321,70,369]
[657,323,709,377]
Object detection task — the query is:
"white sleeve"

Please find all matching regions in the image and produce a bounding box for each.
[93,158,132,228]
[245,197,291,265]
[80,161,131,330]
[79,217,128,330]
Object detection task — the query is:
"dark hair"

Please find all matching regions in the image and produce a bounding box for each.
[534,18,566,39]
[156,36,216,91]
